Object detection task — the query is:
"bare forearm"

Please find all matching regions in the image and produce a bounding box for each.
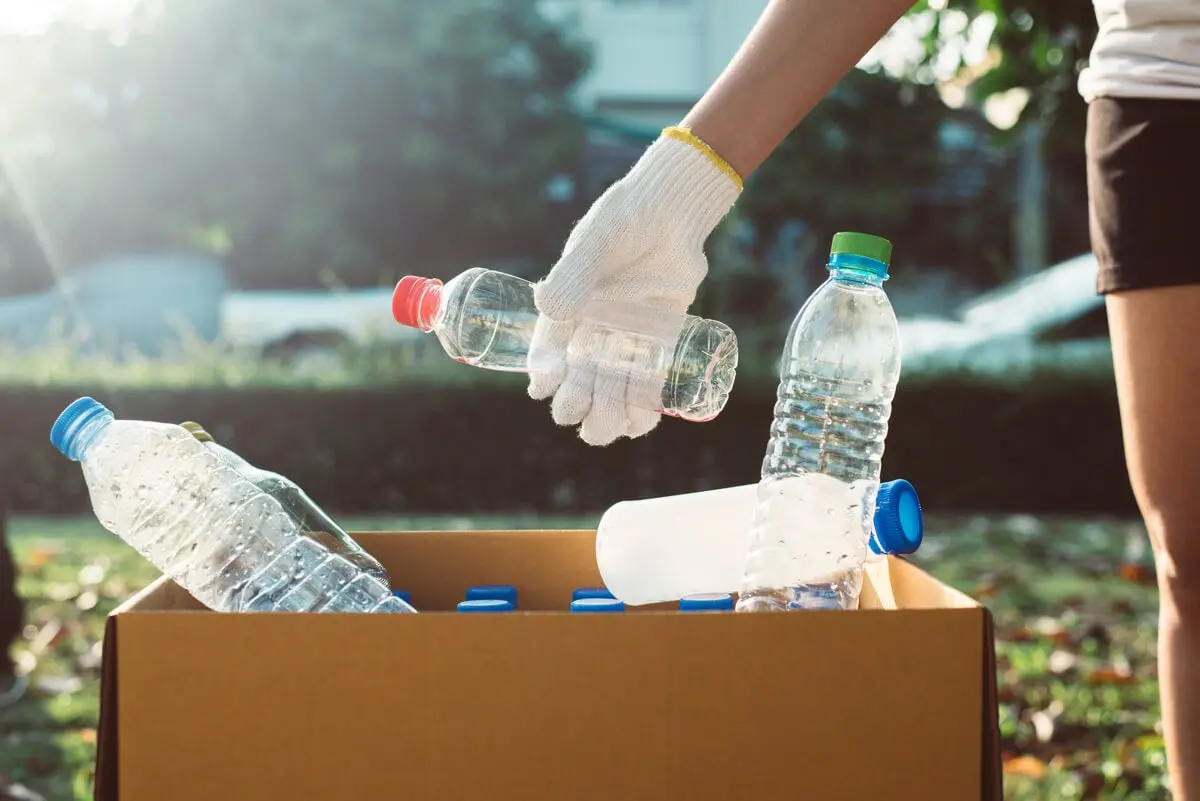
[683,0,916,177]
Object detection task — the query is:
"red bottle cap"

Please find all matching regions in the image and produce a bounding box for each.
[392,276,443,331]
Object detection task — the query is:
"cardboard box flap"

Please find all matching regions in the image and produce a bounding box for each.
[109,531,979,614]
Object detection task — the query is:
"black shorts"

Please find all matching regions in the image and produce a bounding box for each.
[1087,96,1200,294]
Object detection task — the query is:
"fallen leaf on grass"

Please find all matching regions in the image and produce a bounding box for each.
[25,549,56,568]
[1048,649,1078,676]
[1031,700,1065,744]
[1086,666,1137,686]
[25,620,62,655]
[1117,562,1155,585]
[33,674,83,696]
[1003,754,1048,779]
[974,582,1000,600]
[1031,616,1071,644]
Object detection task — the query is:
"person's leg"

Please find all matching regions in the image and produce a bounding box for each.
[1107,288,1200,796]
[1089,96,1200,798]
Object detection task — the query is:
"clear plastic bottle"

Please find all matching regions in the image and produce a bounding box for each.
[595,478,921,606]
[179,421,387,583]
[392,268,739,422]
[737,232,902,613]
[51,397,414,614]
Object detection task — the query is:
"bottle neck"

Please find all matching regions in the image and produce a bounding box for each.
[827,253,888,287]
[68,414,113,462]
[418,282,443,331]
[404,278,444,332]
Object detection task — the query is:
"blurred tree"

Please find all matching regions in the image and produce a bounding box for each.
[905,1,1098,158]
[0,0,589,290]
[734,67,1010,291]
[903,1,1099,274]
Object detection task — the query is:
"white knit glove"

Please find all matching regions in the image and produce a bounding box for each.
[528,127,742,446]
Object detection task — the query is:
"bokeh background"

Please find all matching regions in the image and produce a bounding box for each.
[0,2,1166,799]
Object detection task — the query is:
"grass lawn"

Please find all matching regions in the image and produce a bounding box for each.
[2,513,1166,801]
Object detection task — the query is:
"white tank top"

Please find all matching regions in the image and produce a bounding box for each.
[1078,0,1200,101]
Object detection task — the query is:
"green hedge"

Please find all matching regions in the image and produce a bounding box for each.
[0,377,1136,516]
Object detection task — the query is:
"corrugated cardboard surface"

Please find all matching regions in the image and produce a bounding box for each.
[95,530,1002,801]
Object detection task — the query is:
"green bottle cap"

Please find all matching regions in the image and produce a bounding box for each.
[180,421,214,443]
[830,232,893,266]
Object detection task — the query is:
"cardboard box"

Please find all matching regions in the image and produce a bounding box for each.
[95,530,1001,801]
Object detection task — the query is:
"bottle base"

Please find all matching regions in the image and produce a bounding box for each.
[736,583,859,612]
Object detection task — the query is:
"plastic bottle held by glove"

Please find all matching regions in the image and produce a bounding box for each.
[738,233,903,612]
[596,478,921,606]
[51,398,414,614]
[392,268,739,422]
[180,421,387,583]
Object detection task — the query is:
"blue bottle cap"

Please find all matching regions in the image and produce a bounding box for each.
[465,584,518,607]
[679,593,735,612]
[871,479,923,556]
[457,599,513,613]
[569,598,625,613]
[572,587,615,601]
[391,589,413,604]
[50,396,114,461]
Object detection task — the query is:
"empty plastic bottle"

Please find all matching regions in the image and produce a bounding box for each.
[679,593,735,612]
[392,268,739,422]
[569,598,625,614]
[51,398,414,614]
[458,599,514,613]
[465,584,518,608]
[595,478,921,606]
[180,421,387,583]
[738,233,902,613]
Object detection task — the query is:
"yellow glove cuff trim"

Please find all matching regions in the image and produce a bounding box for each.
[662,126,744,192]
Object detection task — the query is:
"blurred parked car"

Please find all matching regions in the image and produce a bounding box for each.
[898,253,1110,380]
[0,252,427,363]
[0,252,228,357]
[220,286,424,367]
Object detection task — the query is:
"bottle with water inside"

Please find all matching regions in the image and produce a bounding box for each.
[179,421,387,583]
[737,232,902,612]
[392,268,738,422]
[51,398,414,614]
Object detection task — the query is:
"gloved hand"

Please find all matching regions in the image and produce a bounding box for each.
[529,126,742,446]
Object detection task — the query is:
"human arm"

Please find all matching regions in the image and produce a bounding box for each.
[684,0,918,177]
[530,0,917,445]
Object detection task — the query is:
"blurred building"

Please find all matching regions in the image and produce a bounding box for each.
[542,0,768,189]
[543,0,766,130]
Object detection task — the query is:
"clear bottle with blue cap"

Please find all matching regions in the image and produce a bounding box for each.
[573,587,615,601]
[679,593,734,612]
[595,478,922,606]
[465,585,518,608]
[569,597,625,613]
[737,232,903,613]
[48,397,416,614]
[785,478,920,610]
[457,599,514,613]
